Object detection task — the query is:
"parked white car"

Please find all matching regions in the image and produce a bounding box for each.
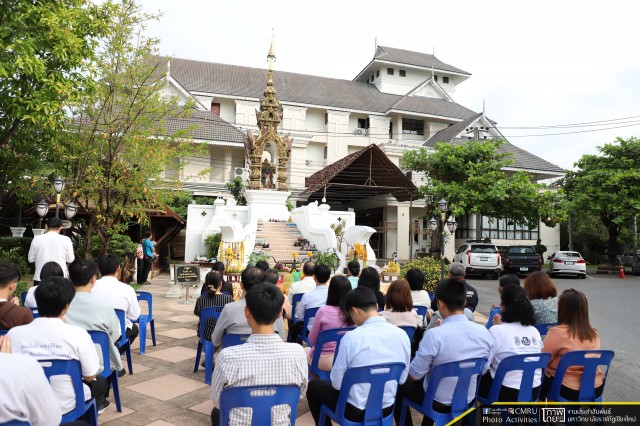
[453,242,501,279]
[548,251,587,279]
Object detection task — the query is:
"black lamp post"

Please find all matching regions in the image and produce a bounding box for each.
[35,177,78,226]
[429,199,458,280]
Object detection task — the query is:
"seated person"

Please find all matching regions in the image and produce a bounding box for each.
[295,264,331,334]
[540,289,603,401]
[0,334,62,426]
[346,260,360,289]
[194,271,233,341]
[211,267,285,349]
[524,271,558,325]
[65,259,123,376]
[0,261,33,330]
[431,263,479,312]
[288,261,317,306]
[380,279,420,327]
[307,287,411,425]
[208,261,234,296]
[357,267,385,311]
[485,274,520,328]
[305,276,352,372]
[406,268,431,308]
[210,283,307,425]
[24,261,64,309]
[9,277,110,414]
[93,254,141,350]
[478,285,542,401]
[262,268,292,319]
[394,278,492,426]
[254,260,270,272]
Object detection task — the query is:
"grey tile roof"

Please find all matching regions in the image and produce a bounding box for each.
[389,96,476,119]
[168,58,476,119]
[424,114,564,175]
[163,109,244,143]
[375,46,471,75]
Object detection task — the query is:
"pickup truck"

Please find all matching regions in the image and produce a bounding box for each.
[502,245,542,274]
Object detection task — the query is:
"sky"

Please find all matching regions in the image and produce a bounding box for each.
[140,0,640,170]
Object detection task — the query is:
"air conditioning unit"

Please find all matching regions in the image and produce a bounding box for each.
[305,160,312,166]
[355,128,367,136]
[234,167,249,181]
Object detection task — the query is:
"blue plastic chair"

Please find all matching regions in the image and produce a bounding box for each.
[534,323,556,339]
[478,353,551,404]
[298,307,320,346]
[20,291,27,306]
[399,357,486,426]
[0,420,31,425]
[221,333,250,349]
[39,359,98,426]
[547,350,614,402]
[399,326,416,341]
[414,305,428,323]
[219,385,301,426]
[287,293,304,342]
[132,291,156,354]
[88,330,122,412]
[319,363,406,426]
[0,330,7,336]
[193,305,225,385]
[309,327,355,381]
[114,309,133,375]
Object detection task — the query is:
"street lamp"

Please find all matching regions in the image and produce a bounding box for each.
[35,178,78,225]
[429,199,457,280]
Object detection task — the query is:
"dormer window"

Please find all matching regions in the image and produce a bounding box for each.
[371,74,375,82]
[387,68,394,75]
[376,70,380,77]
[434,75,438,82]
[443,76,449,84]
[399,70,406,77]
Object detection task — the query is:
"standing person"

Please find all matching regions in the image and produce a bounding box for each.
[305,276,352,372]
[485,274,521,328]
[65,259,124,378]
[540,289,603,401]
[93,254,141,350]
[380,279,420,327]
[346,260,360,289]
[0,261,33,330]
[210,283,307,425]
[24,261,64,309]
[9,277,110,415]
[194,271,233,341]
[306,287,411,425]
[523,271,558,324]
[357,266,385,311]
[27,217,74,285]
[394,278,492,426]
[140,231,155,285]
[478,285,542,401]
[135,239,144,285]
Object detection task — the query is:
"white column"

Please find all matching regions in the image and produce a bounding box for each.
[396,205,411,259]
[326,111,350,161]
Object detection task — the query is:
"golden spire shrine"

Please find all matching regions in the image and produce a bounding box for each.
[244,36,292,191]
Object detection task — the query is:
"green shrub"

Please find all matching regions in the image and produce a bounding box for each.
[204,233,222,259]
[15,280,29,305]
[314,248,340,269]
[77,233,137,263]
[400,256,442,292]
[0,237,32,256]
[248,251,270,267]
[0,247,29,276]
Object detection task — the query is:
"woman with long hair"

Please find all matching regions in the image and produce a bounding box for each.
[541,289,603,400]
[478,285,542,401]
[305,276,353,371]
[357,266,385,311]
[380,279,420,327]
[194,271,233,341]
[523,271,558,324]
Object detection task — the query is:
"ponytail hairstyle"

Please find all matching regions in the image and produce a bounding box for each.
[500,284,535,326]
[204,271,223,297]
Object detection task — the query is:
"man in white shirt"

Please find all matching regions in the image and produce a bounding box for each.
[295,264,331,332]
[287,261,317,307]
[394,278,492,426]
[306,287,411,425]
[0,334,62,426]
[8,277,110,415]
[93,254,141,350]
[27,217,74,284]
[210,283,307,425]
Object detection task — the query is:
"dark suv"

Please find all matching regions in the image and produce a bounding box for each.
[503,245,542,274]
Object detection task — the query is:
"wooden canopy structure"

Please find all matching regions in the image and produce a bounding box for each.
[302,144,418,203]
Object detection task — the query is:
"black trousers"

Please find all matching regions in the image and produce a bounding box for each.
[136,259,145,284]
[394,380,455,426]
[139,257,152,283]
[477,371,541,401]
[115,324,139,354]
[539,375,604,401]
[307,379,394,426]
[85,375,108,412]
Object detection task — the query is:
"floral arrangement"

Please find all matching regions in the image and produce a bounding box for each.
[351,243,369,266]
[386,260,400,273]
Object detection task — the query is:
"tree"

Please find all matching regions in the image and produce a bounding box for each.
[402,140,566,246]
[52,0,200,257]
[226,177,247,206]
[0,0,116,203]
[564,137,640,264]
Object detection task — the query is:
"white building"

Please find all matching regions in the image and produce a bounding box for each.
[163,45,564,260]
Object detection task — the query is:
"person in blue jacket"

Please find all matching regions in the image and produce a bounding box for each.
[485,274,521,328]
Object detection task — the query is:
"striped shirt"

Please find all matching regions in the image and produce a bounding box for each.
[194,292,233,340]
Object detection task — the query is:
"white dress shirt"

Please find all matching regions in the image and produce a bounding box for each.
[9,317,100,414]
[410,314,492,405]
[330,316,411,410]
[296,285,328,331]
[92,276,141,329]
[288,276,316,304]
[411,290,431,307]
[211,298,286,348]
[488,322,543,388]
[24,286,37,309]
[28,231,74,281]
[0,352,62,426]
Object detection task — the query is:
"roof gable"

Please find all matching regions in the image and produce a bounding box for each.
[406,77,452,101]
[375,46,471,76]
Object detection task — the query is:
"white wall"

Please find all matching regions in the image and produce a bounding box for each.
[305,108,326,132]
[235,100,260,126]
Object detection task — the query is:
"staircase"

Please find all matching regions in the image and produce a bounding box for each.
[255,221,304,265]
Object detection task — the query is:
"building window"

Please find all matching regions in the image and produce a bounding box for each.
[455,214,540,241]
[211,102,220,116]
[371,74,375,82]
[357,118,369,129]
[389,121,393,138]
[443,76,449,84]
[433,75,438,82]
[399,69,406,77]
[376,70,380,77]
[387,68,394,75]
[323,146,328,159]
[402,118,424,135]
[325,113,328,125]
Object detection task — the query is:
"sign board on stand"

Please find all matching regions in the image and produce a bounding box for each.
[175,264,200,304]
